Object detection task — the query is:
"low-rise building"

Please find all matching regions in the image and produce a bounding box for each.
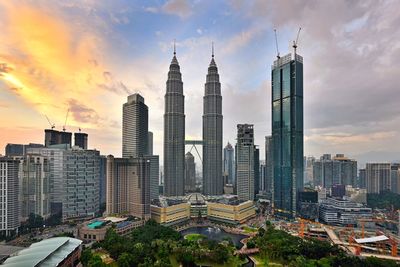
[319,197,372,226]
[3,237,82,267]
[77,217,143,242]
[150,199,190,226]
[207,199,255,225]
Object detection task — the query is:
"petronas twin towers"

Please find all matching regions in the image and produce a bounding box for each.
[164,46,223,196]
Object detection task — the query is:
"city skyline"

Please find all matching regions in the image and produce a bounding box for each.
[1,1,400,166]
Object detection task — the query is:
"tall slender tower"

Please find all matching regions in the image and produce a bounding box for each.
[164,44,185,196]
[271,51,304,219]
[203,44,223,196]
[122,94,148,158]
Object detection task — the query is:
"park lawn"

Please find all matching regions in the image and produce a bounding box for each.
[242,225,258,233]
[252,254,283,267]
[170,254,246,267]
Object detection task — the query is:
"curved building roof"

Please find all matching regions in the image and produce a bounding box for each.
[3,237,82,267]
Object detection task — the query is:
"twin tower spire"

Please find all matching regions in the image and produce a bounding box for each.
[164,41,223,197]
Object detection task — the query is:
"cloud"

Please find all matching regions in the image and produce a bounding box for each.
[145,0,192,19]
[67,98,100,125]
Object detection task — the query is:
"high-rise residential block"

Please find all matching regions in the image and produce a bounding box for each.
[99,155,107,206]
[145,155,159,200]
[122,94,148,158]
[223,142,235,185]
[358,168,366,189]
[5,143,44,157]
[313,154,357,188]
[0,157,20,236]
[63,148,100,221]
[366,163,391,193]
[45,129,72,147]
[19,154,51,220]
[106,156,150,219]
[271,52,304,218]
[203,50,223,196]
[185,152,196,192]
[236,124,255,201]
[164,48,185,196]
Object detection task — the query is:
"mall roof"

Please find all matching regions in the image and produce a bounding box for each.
[355,235,389,244]
[2,237,82,267]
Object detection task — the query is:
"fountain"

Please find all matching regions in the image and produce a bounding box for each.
[181,226,246,248]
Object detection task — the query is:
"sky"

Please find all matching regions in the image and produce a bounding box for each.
[1,0,400,167]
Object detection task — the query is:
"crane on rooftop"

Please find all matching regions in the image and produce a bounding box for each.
[63,109,69,132]
[293,27,302,55]
[45,115,55,130]
[274,29,280,59]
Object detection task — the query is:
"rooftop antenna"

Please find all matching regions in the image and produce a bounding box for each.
[63,109,69,132]
[274,29,280,59]
[45,115,55,130]
[212,41,214,58]
[78,127,81,133]
[293,27,302,55]
[173,39,176,55]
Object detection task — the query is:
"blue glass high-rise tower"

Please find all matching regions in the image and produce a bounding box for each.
[271,52,304,218]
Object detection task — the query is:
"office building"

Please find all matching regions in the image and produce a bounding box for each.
[19,154,51,220]
[223,142,235,185]
[145,155,160,200]
[304,156,315,185]
[0,157,20,236]
[203,49,223,196]
[63,148,100,221]
[106,156,151,219]
[5,143,43,157]
[264,136,273,196]
[236,124,255,201]
[164,47,185,196]
[390,164,400,194]
[74,132,88,150]
[122,94,148,158]
[366,163,391,193]
[313,154,357,188]
[254,146,260,196]
[185,152,196,193]
[271,52,304,218]
[148,131,153,155]
[331,184,346,199]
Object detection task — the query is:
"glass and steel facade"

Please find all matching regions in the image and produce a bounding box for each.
[271,53,304,218]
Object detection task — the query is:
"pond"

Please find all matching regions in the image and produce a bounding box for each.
[180,226,247,249]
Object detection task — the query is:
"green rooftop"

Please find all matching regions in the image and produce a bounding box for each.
[87,220,105,229]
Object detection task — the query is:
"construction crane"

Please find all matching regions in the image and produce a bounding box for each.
[292,27,302,55]
[273,29,280,59]
[63,109,69,132]
[45,115,55,130]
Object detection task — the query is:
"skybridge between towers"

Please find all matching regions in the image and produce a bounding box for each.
[185,140,203,163]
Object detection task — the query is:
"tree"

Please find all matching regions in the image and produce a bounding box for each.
[27,213,44,229]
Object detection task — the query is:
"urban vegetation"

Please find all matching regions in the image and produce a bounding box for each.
[81,220,244,267]
[253,221,398,267]
[81,220,399,267]
[367,190,400,210]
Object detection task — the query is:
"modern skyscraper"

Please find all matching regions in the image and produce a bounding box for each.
[19,154,51,221]
[223,142,235,185]
[254,146,260,196]
[148,131,153,156]
[203,47,223,196]
[164,46,185,196]
[358,168,366,189]
[366,163,391,193]
[122,94,148,158]
[265,136,273,197]
[106,156,151,219]
[145,155,160,200]
[271,51,304,218]
[0,157,20,236]
[185,152,196,192]
[74,132,88,150]
[99,155,107,206]
[236,124,255,201]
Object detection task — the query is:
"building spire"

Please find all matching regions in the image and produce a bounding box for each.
[212,42,214,58]
[173,39,176,55]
